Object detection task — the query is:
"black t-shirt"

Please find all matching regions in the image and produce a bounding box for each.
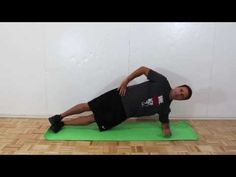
[121,69,172,123]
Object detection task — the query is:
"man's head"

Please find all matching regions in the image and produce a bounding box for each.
[170,85,192,100]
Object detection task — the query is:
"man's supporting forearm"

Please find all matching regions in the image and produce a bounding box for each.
[161,123,170,129]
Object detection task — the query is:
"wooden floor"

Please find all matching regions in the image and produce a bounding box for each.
[0,118,236,154]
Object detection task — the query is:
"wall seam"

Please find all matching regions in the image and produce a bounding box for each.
[41,24,49,116]
[206,23,217,118]
[128,24,131,74]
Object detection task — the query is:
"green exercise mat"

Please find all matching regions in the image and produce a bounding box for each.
[44,121,198,141]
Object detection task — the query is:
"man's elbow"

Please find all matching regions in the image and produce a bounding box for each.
[140,66,151,76]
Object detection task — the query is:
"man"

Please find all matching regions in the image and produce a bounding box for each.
[48,66,192,137]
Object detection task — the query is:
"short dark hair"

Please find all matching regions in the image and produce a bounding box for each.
[178,84,192,100]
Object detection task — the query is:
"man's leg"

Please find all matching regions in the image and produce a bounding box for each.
[48,103,92,133]
[63,114,95,125]
[60,103,91,119]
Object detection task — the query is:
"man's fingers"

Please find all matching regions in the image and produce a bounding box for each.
[123,89,126,96]
[119,90,122,96]
[118,86,127,96]
[121,90,124,96]
[121,90,125,96]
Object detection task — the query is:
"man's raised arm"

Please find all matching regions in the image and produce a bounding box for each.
[118,66,151,96]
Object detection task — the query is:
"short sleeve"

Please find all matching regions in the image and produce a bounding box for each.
[147,69,167,82]
[159,113,170,124]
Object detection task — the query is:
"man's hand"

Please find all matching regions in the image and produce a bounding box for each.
[117,79,129,96]
[163,128,172,137]
[161,123,172,137]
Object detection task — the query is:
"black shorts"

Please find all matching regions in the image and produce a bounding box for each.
[88,88,128,131]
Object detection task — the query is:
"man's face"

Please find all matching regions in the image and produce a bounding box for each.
[172,86,189,100]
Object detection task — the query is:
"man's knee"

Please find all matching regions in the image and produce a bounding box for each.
[81,103,91,111]
[87,114,95,123]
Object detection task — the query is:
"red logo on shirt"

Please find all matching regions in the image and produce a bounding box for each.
[141,95,164,107]
[153,96,159,106]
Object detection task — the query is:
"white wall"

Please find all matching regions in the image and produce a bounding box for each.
[0,22,235,119]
